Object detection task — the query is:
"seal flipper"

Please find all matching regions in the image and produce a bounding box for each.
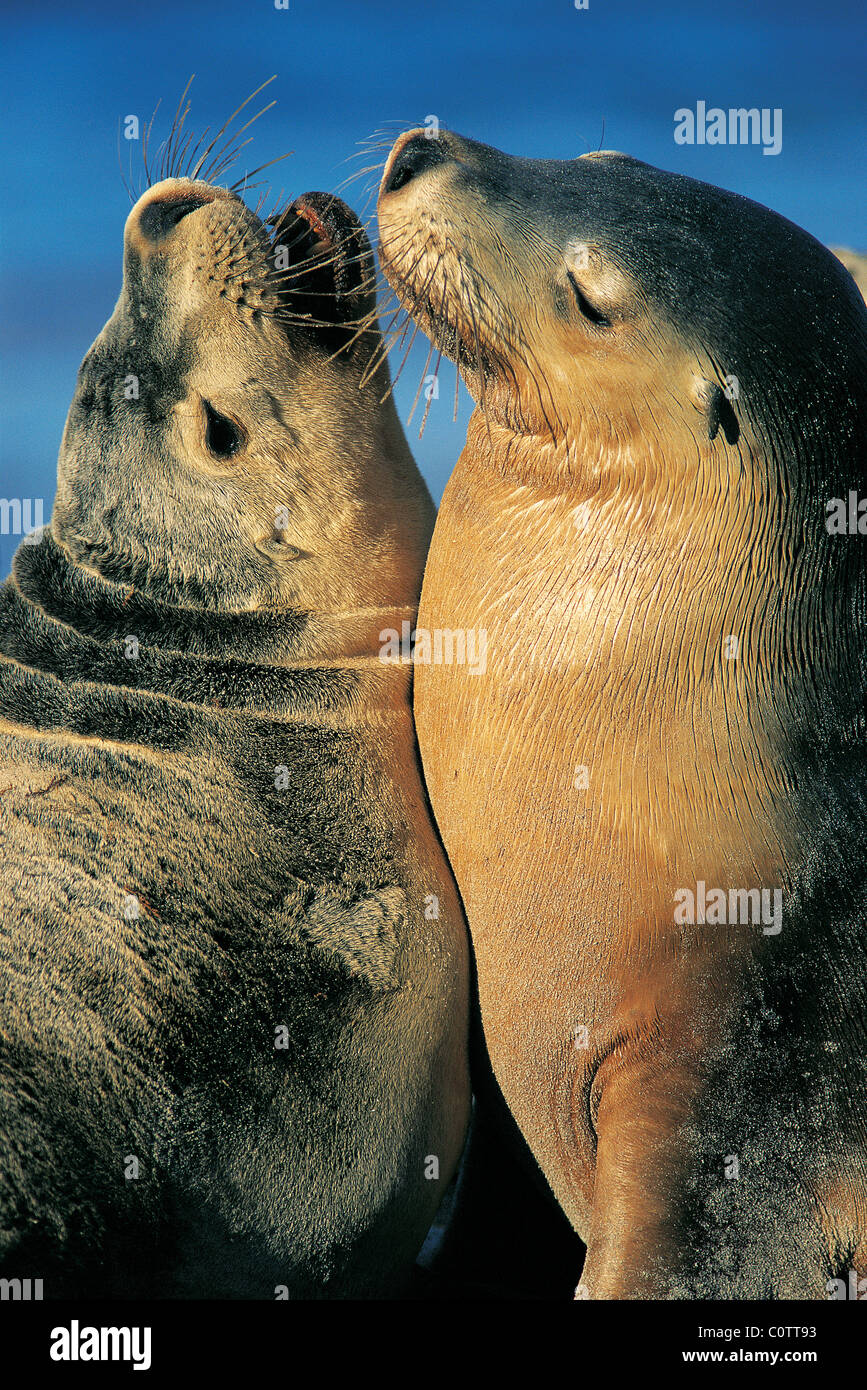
[421,988,585,1299]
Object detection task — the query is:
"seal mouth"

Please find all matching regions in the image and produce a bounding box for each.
[283,194,364,298]
[266,191,377,348]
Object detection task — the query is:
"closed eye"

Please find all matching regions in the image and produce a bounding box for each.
[566,271,612,327]
[203,399,245,459]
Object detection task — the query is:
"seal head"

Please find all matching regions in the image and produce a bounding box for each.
[379,128,866,495]
[55,178,433,612]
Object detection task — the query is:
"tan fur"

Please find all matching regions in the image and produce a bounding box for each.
[378,129,867,1298]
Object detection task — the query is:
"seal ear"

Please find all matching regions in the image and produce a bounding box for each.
[269,192,377,353]
[691,376,740,445]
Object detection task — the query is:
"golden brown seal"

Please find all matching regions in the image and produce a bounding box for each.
[378,127,867,1298]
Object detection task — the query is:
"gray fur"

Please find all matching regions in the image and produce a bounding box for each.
[0,174,469,1299]
[0,533,468,1298]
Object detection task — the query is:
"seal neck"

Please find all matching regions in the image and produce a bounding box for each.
[1,534,419,724]
[16,532,414,667]
[434,415,867,728]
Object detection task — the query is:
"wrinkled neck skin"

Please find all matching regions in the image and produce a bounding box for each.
[450,375,865,742]
[20,527,415,703]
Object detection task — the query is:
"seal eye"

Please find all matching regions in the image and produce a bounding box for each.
[566,271,612,328]
[203,399,244,459]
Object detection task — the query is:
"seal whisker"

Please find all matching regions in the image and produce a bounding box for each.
[322,307,382,364]
[380,310,429,405]
[273,312,376,330]
[357,291,406,373]
[358,243,432,389]
[339,126,417,167]
[521,335,565,440]
[414,207,562,437]
[372,233,431,316]
[363,288,426,388]
[163,101,193,182]
[206,121,280,188]
[201,98,279,183]
[257,185,293,227]
[359,319,410,390]
[406,334,436,425]
[377,176,561,433]
[267,245,377,284]
[361,313,414,390]
[458,246,493,445]
[116,117,136,206]
[333,165,389,200]
[180,124,212,180]
[204,137,256,186]
[417,345,444,436]
[169,128,199,183]
[452,319,461,423]
[161,74,196,182]
[361,296,421,390]
[339,162,389,182]
[140,97,162,189]
[189,75,277,183]
[209,209,265,273]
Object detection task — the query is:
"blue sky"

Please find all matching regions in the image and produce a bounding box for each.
[1,0,865,577]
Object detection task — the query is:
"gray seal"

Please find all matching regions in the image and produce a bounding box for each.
[0,176,470,1297]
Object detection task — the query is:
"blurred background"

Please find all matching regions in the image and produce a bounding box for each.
[1,0,865,578]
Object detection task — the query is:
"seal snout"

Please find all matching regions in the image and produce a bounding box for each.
[126,178,228,252]
[380,129,450,198]
[138,194,210,242]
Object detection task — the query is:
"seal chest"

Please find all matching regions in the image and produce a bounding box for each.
[378,128,867,1298]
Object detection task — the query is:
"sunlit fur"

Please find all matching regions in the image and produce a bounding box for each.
[379,127,867,1298]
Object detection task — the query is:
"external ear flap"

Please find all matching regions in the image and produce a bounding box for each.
[691,376,740,445]
[269,192,376,353]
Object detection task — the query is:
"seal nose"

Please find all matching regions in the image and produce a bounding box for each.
[138,195,210,242]
[381,130,450,196]
[129,179,224,249]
